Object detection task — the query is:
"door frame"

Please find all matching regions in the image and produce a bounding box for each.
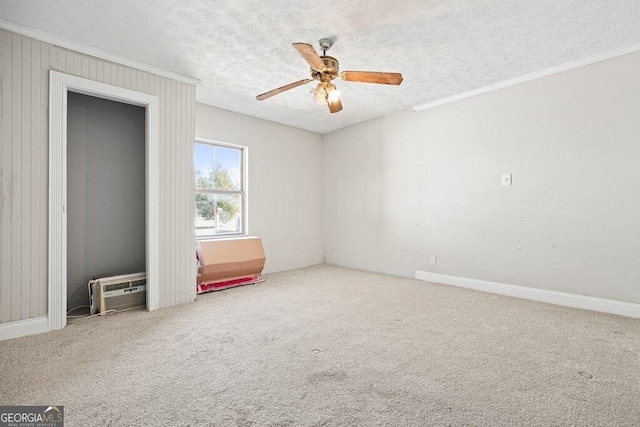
[48,70,160,331]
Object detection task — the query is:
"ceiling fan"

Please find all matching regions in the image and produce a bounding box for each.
[256,39,403,113]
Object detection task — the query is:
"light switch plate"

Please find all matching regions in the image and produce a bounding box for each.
[502,173,512,186]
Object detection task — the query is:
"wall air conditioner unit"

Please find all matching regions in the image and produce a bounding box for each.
[89,273,146,315]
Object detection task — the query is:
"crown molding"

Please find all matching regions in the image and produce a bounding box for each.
[0,19,200,86]
[413,41,640,112]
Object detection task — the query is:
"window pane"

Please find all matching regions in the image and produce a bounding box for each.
[195,192,242,236]
[195,192,216,236]
[214,193,242,234]
[213,146,241,191]
[194,143,214,189]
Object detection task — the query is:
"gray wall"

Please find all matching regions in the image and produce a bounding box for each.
[67,93,145,310]
[0,29,197,325]
[323,50,640,304]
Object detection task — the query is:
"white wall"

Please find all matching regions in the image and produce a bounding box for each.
[323,50,640,304]
[0,29,197,325]
[196,103,324,273]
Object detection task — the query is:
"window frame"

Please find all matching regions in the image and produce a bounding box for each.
[194,138,248,240]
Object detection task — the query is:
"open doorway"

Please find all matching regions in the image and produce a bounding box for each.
[49,71,160,331]
[66,93,146,314]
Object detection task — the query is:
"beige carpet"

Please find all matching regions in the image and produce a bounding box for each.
[1,264,639,426]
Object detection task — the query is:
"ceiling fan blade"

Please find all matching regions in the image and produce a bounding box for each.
[256,79,312,101]
[293,43,325,71]
[328,97,343,114]
[340,71,403,85]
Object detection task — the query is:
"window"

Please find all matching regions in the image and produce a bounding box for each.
[194,140,246,238]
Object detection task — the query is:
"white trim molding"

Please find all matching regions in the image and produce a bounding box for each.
[49,71,161,333]
[415,270,640,319]
[413,41,640,112]
[0,19,200,86]
[0,317,49,341]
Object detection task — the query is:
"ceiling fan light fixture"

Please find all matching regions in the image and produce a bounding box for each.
[312,82,328,104]
[312,82,341,105]
[327,86,341,103]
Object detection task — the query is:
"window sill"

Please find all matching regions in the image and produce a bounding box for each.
[196,234,250,242]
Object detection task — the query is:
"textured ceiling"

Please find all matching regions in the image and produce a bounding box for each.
[2,1,640,133]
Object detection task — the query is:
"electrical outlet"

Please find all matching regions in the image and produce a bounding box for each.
[429,255,437,265]
[502,173,512,186]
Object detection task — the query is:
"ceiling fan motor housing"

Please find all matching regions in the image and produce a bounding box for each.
[312,56,339,81]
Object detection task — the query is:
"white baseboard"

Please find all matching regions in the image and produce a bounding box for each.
[415,271,640,319]
[0,316,49,341]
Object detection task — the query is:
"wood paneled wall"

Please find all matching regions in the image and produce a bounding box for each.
[0,29,197,324]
